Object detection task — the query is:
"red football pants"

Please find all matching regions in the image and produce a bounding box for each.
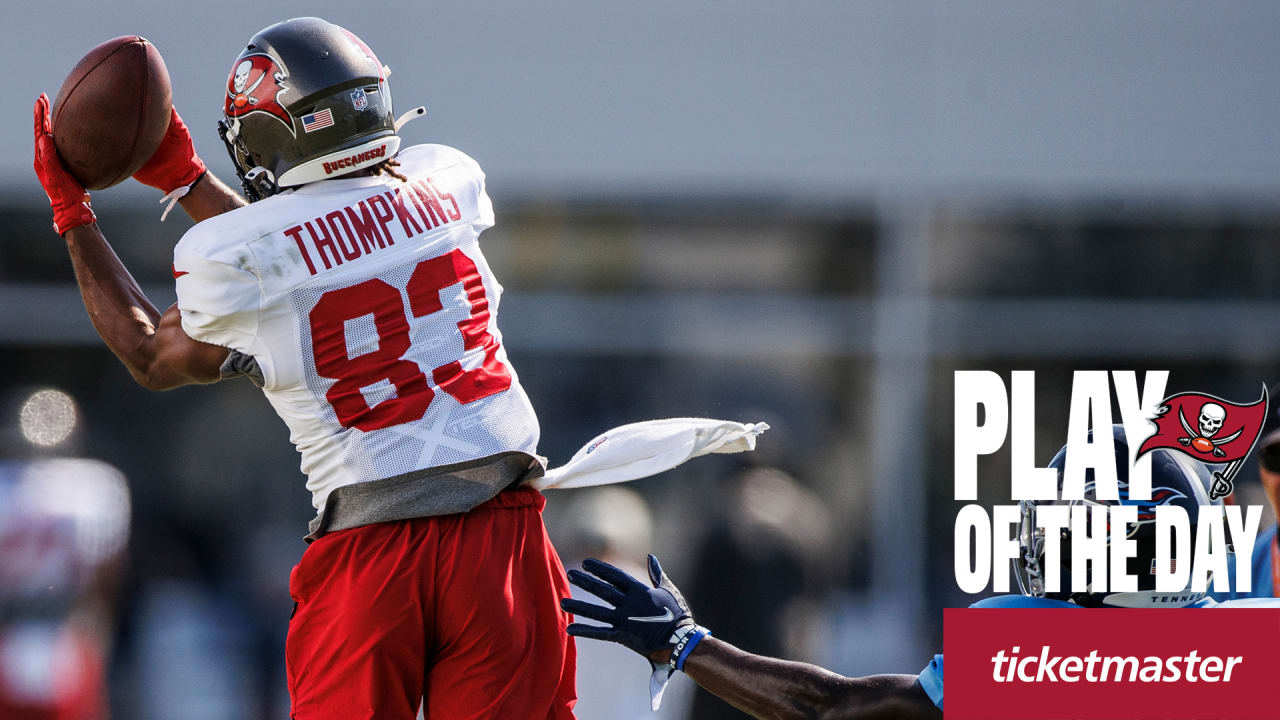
[286,486,577,719]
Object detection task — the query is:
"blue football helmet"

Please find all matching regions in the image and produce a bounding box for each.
[1014,425,1214,607]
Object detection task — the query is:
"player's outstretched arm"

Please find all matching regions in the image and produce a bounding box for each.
[63,224,228,390]
[679,636,938,720]
[132,106,246,223]
[562,554,940,720]
[34,95,228,390]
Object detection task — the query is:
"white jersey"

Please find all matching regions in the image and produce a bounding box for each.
[173,144,540,516]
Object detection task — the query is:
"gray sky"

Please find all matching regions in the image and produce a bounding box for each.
[10,0,1280,202]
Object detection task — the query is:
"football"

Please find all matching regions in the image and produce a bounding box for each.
[51,36,172,190]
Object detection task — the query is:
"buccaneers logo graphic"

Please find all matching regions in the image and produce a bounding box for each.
[225,54,293,134]
[341,28,386,82]
[1137,388,1269,501]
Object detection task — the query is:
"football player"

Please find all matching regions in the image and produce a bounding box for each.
[0,459,130,720]
[34,17,575,719]
[1213,385,1280,600]
[564,425,1280,717]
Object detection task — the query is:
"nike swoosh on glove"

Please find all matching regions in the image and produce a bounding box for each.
[562,554,694,659]
[32,93,95,234]
[562,554,706,710]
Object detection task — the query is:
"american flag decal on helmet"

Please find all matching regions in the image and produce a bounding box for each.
[301,108,335,133]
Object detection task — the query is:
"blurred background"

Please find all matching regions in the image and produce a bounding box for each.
[2,1,1279,718]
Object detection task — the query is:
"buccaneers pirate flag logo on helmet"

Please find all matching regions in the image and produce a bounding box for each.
[225,54,292,134]
[1137,387,1269,501]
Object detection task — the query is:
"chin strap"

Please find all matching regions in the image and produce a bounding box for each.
[243,167,279,200]
[218,118,266,203]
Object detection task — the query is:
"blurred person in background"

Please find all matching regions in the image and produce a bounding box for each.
[685,467,834,720]
[1214,383,1280,600]
[0,459,130,720]
[556,487,691,720]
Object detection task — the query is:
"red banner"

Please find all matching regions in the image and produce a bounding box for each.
[1136,391,1267,464]
[945,608,1280,719]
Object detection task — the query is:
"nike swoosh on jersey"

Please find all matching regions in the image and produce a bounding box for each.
[627,608,674,623]
[172,265,189,279]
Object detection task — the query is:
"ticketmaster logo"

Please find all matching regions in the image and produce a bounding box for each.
[992,646,1242,683]
[323,144,387,175]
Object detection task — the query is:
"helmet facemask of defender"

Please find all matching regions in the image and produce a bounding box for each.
[1013,425,1217,608]
[218,17,426,201]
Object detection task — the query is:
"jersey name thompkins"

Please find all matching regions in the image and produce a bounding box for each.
[172,144,540,518]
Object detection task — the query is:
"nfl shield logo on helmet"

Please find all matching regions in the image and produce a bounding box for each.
[350,88,368,111]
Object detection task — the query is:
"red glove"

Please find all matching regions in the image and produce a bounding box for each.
[133,107,207,193]
[32,93,95,235]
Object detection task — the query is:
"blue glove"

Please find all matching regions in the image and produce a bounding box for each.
[561,554,711,710]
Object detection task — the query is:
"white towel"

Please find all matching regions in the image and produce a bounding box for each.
[532,418,769,491]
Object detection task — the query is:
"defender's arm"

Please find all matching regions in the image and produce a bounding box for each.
[678,637,938,720]
[561,556,941,720]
